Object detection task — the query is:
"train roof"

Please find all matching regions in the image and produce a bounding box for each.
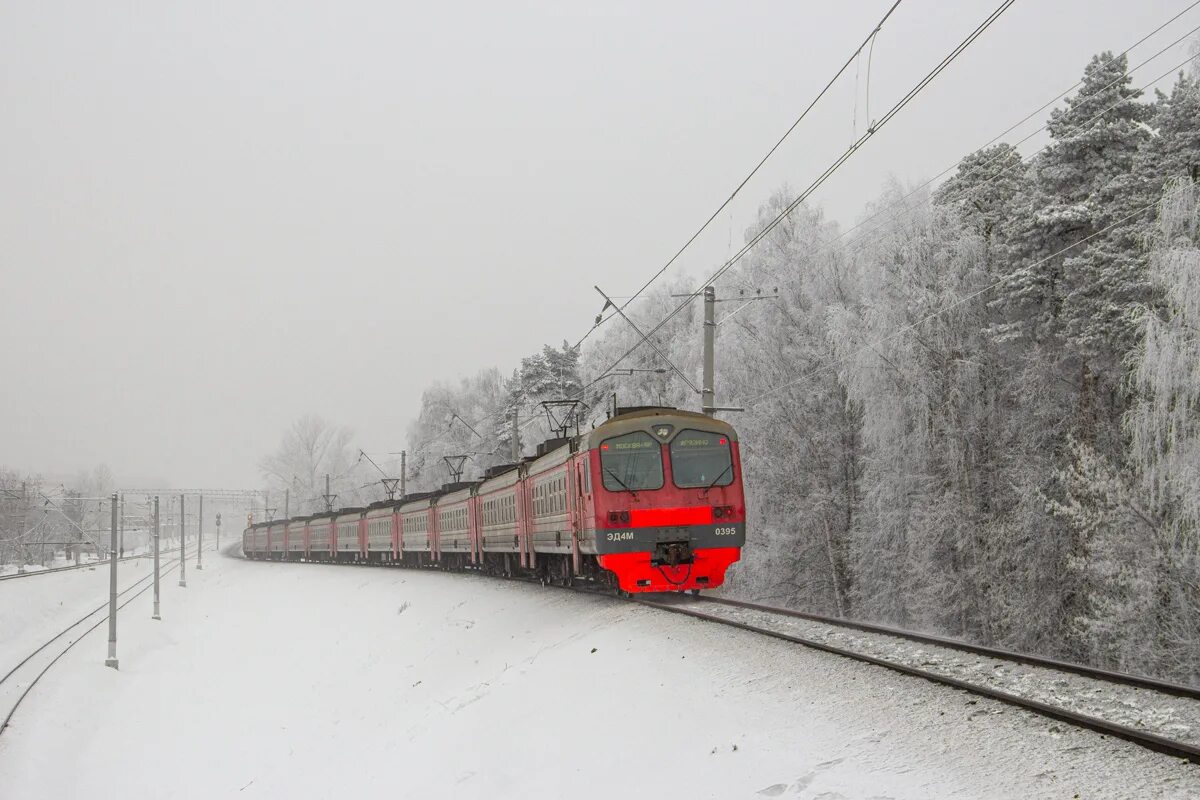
[482,463,520,479]
[586,406,737,448]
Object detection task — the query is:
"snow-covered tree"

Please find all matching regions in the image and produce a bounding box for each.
[997,52,1152,366]
[1124,180,1200,679]
[260,415,368,515]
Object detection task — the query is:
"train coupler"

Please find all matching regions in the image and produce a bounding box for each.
[652,541,693,567]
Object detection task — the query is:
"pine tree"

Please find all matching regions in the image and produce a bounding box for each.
[997,52,1152,363]
[934,143,1027,249]
[1136,73,1200,193]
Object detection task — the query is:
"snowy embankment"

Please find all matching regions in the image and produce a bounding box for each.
[676,600,1200,747]
[0,553,1197,799]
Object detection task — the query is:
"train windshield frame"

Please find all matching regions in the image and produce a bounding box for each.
[669,429,735,489]
[599,431,664,492]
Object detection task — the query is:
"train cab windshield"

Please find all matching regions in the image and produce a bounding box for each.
[669,429,734,488]
[599,431,664,492]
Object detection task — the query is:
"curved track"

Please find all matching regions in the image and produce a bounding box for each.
[0,545,203,738]
[238,550,1200,762]
[636,594,1200,763]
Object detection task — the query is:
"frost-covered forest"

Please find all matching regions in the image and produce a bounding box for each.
[0,465,131,568]
[380,53,1200,682]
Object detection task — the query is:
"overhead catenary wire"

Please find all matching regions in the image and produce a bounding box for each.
[737,197,1166,406]
[403,0,1015,465]
[597,5,1198,401]
[586,0,1019,385]
[572,0,907,350]
[402,0,1188,470]
[729,49,1200,407]
[764,13,1200,286]
[716,39,1200,328]
[592,0,1198,315]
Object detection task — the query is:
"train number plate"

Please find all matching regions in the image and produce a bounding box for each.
[605,531,635,542]
[715,527,738,536]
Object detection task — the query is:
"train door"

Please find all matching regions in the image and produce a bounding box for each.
[570,457,583,574]
[468,494,480,564]
[392,510,401,560]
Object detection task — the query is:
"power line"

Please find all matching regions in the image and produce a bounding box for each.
[731,43,1200,404]
[587,0,1019,384]
[573,0,908,349]
[411,0,1170,461]
[597,1,1197,389]
[764,14,1200,287]
[398,1,1191,482]
[738,197,1165,406]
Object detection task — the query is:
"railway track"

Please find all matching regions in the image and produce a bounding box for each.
[238,552,1200,762]
[635,593,1200,763]
[0,552,154,582]
[0,545,204,738]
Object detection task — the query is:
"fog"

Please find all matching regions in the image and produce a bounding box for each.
[1,0,1190,487]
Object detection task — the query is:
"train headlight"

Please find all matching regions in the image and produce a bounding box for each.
[620,510,630,523]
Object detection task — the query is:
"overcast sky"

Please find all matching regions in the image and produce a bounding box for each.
[2,0,1196,488]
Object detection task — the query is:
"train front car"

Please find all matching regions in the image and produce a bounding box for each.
[587,407,745,593]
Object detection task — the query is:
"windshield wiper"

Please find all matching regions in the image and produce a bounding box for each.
[699,463,733,498]
[604,468,639,500]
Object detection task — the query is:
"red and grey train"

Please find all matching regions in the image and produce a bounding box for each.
[243,406,746,593]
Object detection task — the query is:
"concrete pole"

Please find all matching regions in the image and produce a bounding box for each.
[702,285,716,416]
[105,493,119,669]
[511,410,519,461]
[400,451,407,499]
[285,489,289,520]
[152,496,161,620]
[178,494,187,588]
[196,493,203,571]
[119,493,125,557]
[16,482,26,574]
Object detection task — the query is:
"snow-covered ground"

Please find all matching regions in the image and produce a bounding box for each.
[0,550,1197,799]
[670,599,1200,747]
[0,553,159,676]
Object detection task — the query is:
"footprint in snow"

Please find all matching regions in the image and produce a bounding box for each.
[756,784,788,797]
